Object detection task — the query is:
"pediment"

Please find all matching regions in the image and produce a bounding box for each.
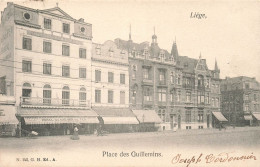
[41,7,73,19]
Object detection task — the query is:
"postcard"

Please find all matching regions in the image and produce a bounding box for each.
[0,0,259,167]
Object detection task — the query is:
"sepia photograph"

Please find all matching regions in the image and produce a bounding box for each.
[0,0,260,166]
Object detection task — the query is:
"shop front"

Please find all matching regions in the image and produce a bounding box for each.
[0,105,19,137]
[132,110,162,132]
[17,107,99,136]
[93,107,139,133]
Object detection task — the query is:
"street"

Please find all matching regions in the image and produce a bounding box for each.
[0,127,260,167]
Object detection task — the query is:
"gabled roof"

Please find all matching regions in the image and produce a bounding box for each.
[40,7,73,19]
[176,56,198,73]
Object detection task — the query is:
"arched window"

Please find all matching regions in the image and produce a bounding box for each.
[22,82,32,103]
[79,87,86,106]
[62,86,70,106]
[43,84,51,104]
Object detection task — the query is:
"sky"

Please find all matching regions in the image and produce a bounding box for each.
[0,0,260,81]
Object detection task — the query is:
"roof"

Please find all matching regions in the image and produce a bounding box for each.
[92,107,136,117]
[18,108,98,117]
[132,110,162,123]
[176,56,198,73]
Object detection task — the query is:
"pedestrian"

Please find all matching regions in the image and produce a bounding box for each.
[70,125,80,140]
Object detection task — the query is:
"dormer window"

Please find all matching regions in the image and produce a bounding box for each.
[109,48,114,57]
[23,12,31,21]
[184,62,188,68]
[96,47,101,55]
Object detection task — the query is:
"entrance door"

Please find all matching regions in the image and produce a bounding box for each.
[178,115,181,129]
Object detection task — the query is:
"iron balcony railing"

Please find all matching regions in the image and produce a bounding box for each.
[20,97,90,107]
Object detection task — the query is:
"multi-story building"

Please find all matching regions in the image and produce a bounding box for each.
[0,3,99,136]
[115,31,224,130]
[91,40,139,133]
[221,76,260,126]
[115,32,175,130]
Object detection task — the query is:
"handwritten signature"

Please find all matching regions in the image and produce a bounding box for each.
[171,152,257,167]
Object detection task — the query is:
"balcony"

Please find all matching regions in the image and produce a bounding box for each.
[183,84,193,90]
[158,80,166,86]
[185,102,194,108]
[197,102,205,109]
[20,97,90,108]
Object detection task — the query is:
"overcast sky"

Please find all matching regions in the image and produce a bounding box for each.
[1,0,260,81]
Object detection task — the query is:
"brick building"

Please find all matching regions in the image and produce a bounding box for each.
[221,76,260,126]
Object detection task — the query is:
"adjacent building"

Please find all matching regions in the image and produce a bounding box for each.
[221,76,260,126]
[91,40,139,133]
[0,3,99,136]
[115,31,224,130]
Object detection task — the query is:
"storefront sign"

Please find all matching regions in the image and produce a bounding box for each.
[24,116,99,124]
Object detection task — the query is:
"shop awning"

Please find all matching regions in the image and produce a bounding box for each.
[212,112,228,122]
[24,116,99,125]
[253,113,260,120]
[93,107,139,125]
[132,110,162,123]
[18,108,98,117]
[102,117,139,124]
[0,105,19,125]
[244,115,253,121]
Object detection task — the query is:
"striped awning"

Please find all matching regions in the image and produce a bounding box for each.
[0,105,19,125]
[212,112,228,122]
[24,116,99,125]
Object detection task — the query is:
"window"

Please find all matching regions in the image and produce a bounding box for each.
[132,65,137,79]
[198,91,205,104]
[177,91,181,102]
[170,72,174,83]
[245,95,249,101]
[43,41,52,53]
[22,60,32,72]
[22,83,32,97]
[23,12,31,20]
[205,93,210,104]
[23,37,32,50]
[215,98,219,107]
[62,65,70,77]
[108,72,114,83]
[95,70,101,82]
[170,92,174,102]
[186,126,192,129]
[63,23,70,33]
[62,45,70,56]
[159,70,166,84]
[158,109,166,122]
[132,89,137,104]
[43,63,51,75]
[96,47,101,55]
[144,88,152,102]
[79,68,86,78]
[245,104,249,111]
[120,91,125,104]
[108,90,113,103]
[143,68,149,79]
[44,18,52,29]
[206,79,210,88]
[109,49,114,57]
[95,90,101,103]
[198,126,203,129]
[198,75,204,88]
[43,84,51,104]
[212,98,215,107]
[254,94,257,101]
[185,110,191,123]
[120,74,125,84]
[186,92,191,102]
[177,75,181,85]
[79,48,86,59]
[79,87,86,106]
[198,110,204,122]
[158,88,166,102]
[245,83,250,89]
[62,86,70,105]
